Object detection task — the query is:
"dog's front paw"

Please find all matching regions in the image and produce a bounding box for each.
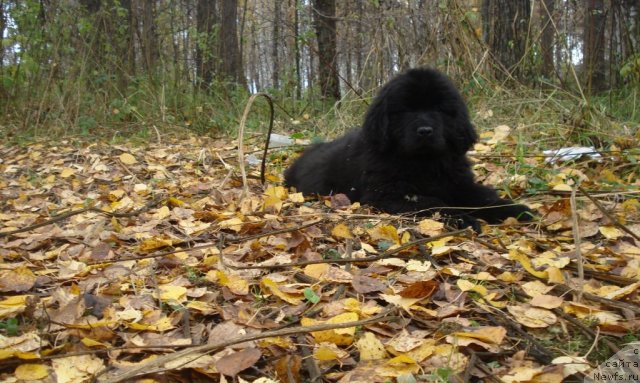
[447,215,482,232]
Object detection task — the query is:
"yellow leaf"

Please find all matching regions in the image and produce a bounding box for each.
[0,349,16,360]
[496,271,520,282]
[119,152,137,165]
[356,332,387,360]
[457,280,488,296]
[0,295,30,319]
[261,278,302,305]
[218,217,244,232]
[138,237,173,252]
[622,198,639,212]
[600,169,622,183]
[66,320,118,329]
[367,224,399,244]
[380,294,422,311]
[257,337,295,349]
[81,337,108,348]
[387,354,417,365]
[451,326,506,345]
[186,301,217,315]
[289,192,305,203]
[314,344,348,361]
[405,340,436,362]
[108,189,125,201]
[301,312,358,345]
[153,205,171,220]
[602,281,640,300]
[167,197,186,207]
[111,216,123,232]
[304,263,329,280]
[127,317,174,332]
[552,183,573,191]
[599,226,623,240]
[487,125,511,145]
[265,185,288,200]
[158,285,187,302]
[220,273,250,295]
[509,250,548,279]
[331,223,353,239]
[262,195,283,213]
[546,267,566,284]
[15,363,49,380]
[60,168,75,178]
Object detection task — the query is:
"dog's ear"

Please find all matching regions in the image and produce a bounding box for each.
[362,90,390,152]
[448,114,478,155]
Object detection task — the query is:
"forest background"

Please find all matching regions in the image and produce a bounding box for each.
[0,0,637,142]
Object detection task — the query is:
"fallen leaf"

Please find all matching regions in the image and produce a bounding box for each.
[216,348,262,377]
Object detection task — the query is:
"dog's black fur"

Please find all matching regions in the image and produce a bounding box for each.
[284,68,532,229]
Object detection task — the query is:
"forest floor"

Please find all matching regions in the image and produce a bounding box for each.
[1,119,640,382]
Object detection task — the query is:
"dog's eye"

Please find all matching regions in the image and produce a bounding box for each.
[438,107,457,118]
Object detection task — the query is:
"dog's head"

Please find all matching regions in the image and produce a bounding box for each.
[363,68,477,157]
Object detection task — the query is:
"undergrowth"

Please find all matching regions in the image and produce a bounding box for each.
[1,73,637,155]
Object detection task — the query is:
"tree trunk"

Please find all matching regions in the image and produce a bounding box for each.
[540,0,555,78]
[482,0,531,80]
[0,0,5,98]
[196,0,217,90]
[312,0,340,101]
[218,0,246,88]
[272,1,280,89]
[583,0,607,93]
[293,0,301,99]
[141,0,159,75]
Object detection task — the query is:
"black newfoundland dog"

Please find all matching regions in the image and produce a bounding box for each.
[284,68,532,229]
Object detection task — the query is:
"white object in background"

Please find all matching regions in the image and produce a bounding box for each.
[245,153,261,166]
[269,133,294,148]
[543,146,602,164]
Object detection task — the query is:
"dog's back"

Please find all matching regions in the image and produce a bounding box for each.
[284,129,365,200]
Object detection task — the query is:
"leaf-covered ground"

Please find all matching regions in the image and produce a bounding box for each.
[1,127,639,383]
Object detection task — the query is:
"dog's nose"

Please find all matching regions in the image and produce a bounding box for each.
[417,126,433,137]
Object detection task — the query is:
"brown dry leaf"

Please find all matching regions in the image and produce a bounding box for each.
[416,219,444,236]
[351,273,387,294]
[274,354,301,383]
[398,280,438,299]
[530,294,564,309]
[216,348,262,377]
[52,355,105,383]
[3,135,639,380]
[507,305,557,328]
[0,266,36,292]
